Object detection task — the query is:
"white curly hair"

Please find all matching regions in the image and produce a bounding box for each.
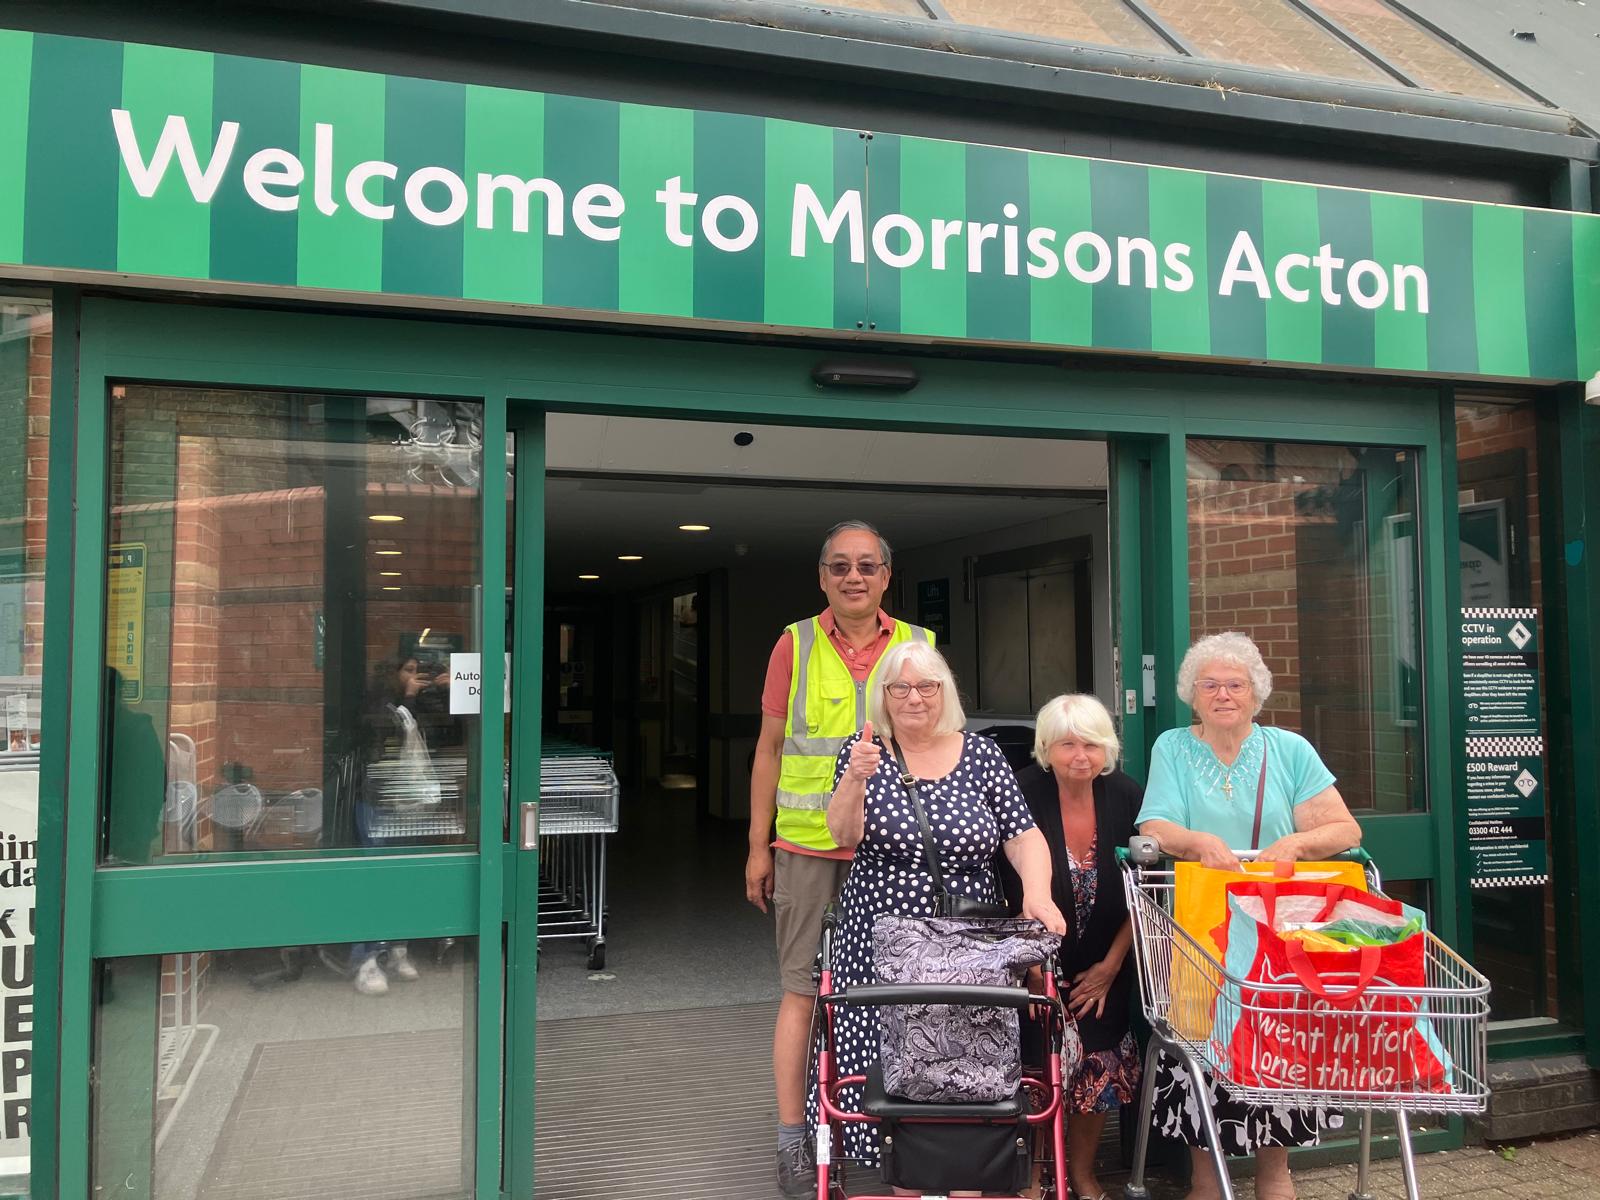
[1176,632,1273,716]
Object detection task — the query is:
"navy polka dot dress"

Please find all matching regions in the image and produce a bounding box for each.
[806,730,1035,1166]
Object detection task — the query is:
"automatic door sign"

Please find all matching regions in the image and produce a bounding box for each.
[1460,607,1539,735]
[1464,737,1548,889]
[448,653,511,714]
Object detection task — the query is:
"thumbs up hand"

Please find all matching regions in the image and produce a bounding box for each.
[846,721,882,782]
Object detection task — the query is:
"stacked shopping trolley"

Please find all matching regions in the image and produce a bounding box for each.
[537,740,619,969]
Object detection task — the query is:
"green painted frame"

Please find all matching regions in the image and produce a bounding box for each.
[34,295,1455,1197]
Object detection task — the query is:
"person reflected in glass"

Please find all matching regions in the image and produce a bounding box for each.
[351,653,447,995]
[1135,632,1361,1200]
[997,694,1142,1200]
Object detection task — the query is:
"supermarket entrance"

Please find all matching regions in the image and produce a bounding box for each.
[532,412,1114,1198]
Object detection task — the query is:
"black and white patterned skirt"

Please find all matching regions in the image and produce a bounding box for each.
[1151,1051,1322,1154]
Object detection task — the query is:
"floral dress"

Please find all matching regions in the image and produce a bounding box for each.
[1064,835,1142,1115]
[805,731,1036,1166]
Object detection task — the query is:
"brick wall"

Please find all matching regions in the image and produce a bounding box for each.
[22,320,49,679]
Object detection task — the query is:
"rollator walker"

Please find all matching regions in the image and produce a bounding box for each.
[811,907,1076,1199]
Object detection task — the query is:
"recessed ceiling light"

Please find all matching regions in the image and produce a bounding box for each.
[382,586,401,591]
[678,524,711,532]
[618,555,643,562]
[579,574,600,581]
[369,514,404,523]
[375,549,403,556]
[380,571,402,577]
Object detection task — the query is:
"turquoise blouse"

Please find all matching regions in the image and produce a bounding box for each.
[1134,725,1336,851]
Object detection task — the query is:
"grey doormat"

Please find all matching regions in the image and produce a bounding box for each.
[198,1029,469,1200]
[535,1001,794,1200]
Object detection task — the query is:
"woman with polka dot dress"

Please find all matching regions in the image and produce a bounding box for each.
[805,639,1066,1172]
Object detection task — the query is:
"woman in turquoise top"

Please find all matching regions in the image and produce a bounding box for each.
[1136,632,1361,1200]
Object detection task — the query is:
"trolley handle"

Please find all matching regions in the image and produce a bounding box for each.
[1115,838,1374,869]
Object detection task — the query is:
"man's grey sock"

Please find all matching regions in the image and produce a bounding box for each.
[777,1121,806,1151]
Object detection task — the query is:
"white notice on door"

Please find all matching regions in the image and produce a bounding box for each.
[448,653,511,714]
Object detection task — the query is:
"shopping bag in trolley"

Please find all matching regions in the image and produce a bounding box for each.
[1210,881,1452,1094]
[873,915,1060,1102]
[1168,860,1368,1040]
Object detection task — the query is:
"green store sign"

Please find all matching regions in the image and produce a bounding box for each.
[2,30,1597,380]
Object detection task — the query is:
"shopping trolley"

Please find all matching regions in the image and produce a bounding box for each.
[1118,840,1490,1200]
[535,741,619,969]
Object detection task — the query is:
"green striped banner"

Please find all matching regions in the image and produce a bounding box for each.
[0,30,1596,381]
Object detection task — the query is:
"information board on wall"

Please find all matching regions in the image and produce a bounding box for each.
[0,765,36,1176]
[1460,606,1547,888]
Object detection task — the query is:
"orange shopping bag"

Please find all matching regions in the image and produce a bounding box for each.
[1168,860,1368,1040]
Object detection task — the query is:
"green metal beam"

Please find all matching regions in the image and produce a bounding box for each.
[32,285,81,1200]
[89,856,480,957]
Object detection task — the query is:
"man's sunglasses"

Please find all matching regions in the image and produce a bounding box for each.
[822,560,884,578]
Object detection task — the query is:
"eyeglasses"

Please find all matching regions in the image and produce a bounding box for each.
[885,680,941,699]
[823,560,884,578]
[1196,679,1251,696]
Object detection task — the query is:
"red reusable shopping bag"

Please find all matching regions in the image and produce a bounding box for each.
[1210,881,1452,1095]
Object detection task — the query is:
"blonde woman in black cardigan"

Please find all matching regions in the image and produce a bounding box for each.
[999,693,1143,1200]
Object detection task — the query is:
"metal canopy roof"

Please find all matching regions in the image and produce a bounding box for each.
[1397,0,1600,136]
[579,0,1582,132]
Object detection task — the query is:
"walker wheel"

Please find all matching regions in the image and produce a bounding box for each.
[586,939,606,970]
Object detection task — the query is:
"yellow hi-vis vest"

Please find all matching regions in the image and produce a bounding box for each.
[775,616,935,851]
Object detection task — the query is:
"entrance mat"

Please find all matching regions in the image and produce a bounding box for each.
[535,1002,1133,1200]
[536,1001,810,1199]
[198,1029,468,1200]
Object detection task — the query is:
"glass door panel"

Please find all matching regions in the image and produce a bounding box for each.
[101,386,487,862]
[72,370,507,1200]
[90,940,477,1200]
[1186,439,1426,815]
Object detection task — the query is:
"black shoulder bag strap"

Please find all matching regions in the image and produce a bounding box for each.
[890,736,951,898]
[1249,735,1271,851]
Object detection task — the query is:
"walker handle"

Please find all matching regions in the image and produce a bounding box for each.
[824,983,1034,1010]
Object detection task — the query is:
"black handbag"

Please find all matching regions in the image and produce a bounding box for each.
[890,736,1011,920]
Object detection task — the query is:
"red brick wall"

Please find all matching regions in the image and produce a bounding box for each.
[22,320,50,679]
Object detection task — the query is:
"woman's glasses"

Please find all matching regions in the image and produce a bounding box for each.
[823,560,883,577]
[1196,679,1250,696]
[885,680,941,699]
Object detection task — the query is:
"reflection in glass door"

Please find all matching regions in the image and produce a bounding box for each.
[88,384,495,1199]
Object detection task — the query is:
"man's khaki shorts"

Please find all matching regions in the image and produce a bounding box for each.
[773,848,852,995]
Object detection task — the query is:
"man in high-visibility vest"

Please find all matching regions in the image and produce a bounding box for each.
[746,519,934,1196]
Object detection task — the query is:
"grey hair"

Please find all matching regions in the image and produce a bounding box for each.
[820,520,893,568]
[1032,693,1121,772]
[1176,632,1273,716]
[868,640,965,739]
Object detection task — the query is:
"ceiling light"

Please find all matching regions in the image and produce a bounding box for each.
[382,586,401,591]
[375,549,402,556]
[678,524,711,532]
[618,555,643,562]
[579,574,600,581]
[369,514,405,523]
[380,571,402,577]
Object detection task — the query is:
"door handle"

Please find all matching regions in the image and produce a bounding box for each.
[520,801,539,850]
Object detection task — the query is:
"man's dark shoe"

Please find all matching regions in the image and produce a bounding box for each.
[776,1139,816,1198]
